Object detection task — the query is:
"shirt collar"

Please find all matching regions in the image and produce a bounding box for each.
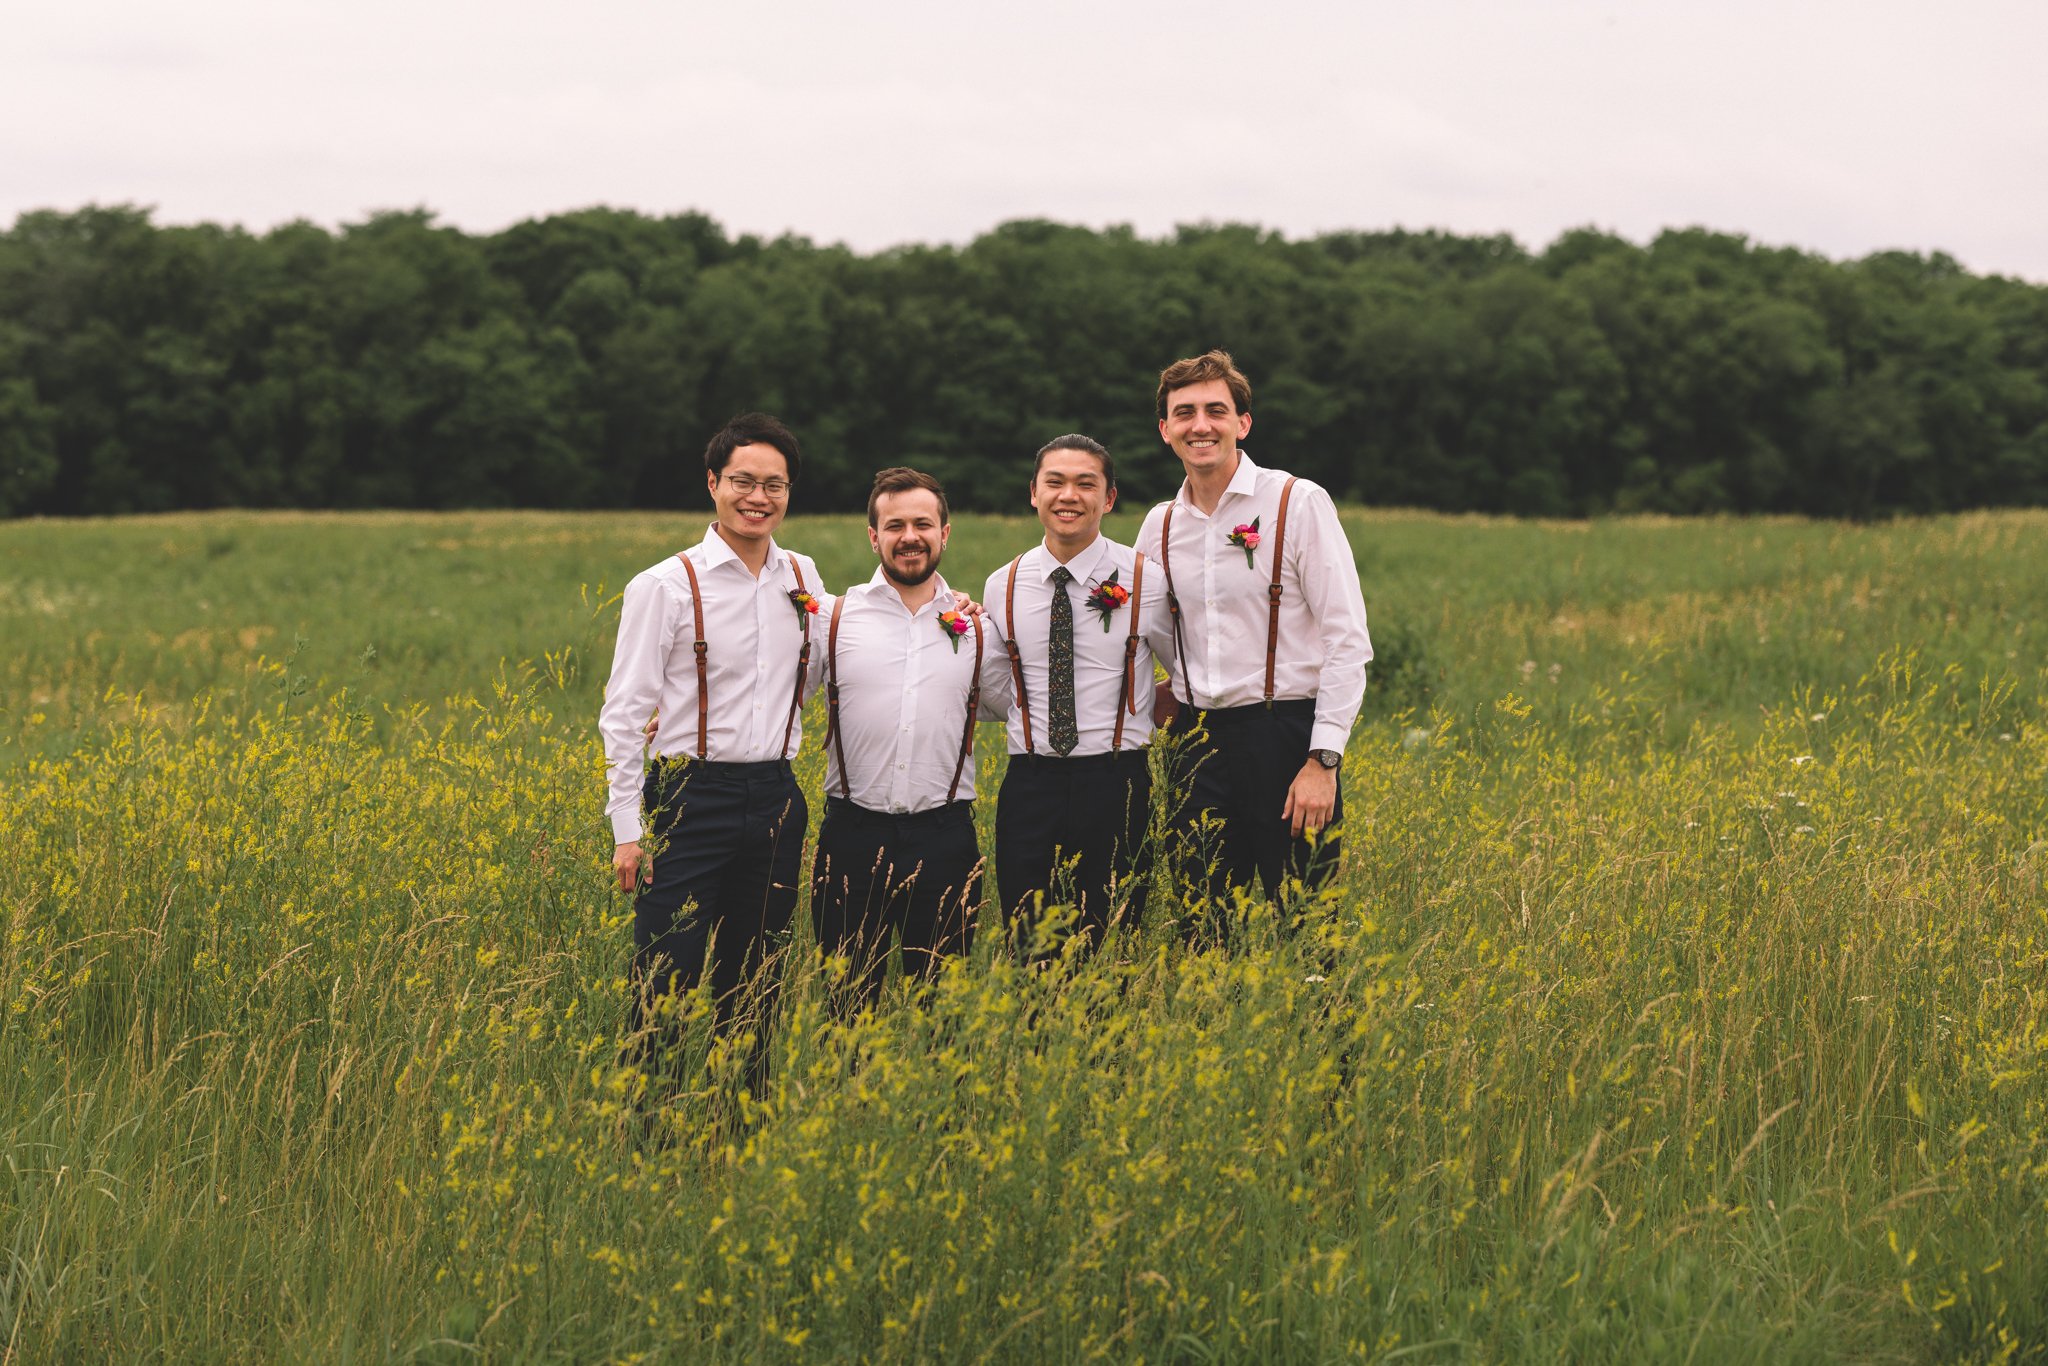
[860,565,953,616]
[698,523,786,577]
[1031,534,1112,585]
[1176,450,1261,510]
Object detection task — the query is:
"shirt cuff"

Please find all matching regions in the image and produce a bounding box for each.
[610,807,644,844]
[1309,721,1352,757]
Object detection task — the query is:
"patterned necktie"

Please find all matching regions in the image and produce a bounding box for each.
[1048,565,1078,756]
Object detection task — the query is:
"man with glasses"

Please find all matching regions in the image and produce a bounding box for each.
[599,412,821,1115]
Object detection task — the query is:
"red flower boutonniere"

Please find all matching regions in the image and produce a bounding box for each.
[1228,518,1261,569]
[937,609,971,653]
[1084,570,1130,632]
[789,589,820,622]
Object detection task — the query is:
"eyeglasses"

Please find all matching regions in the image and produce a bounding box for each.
[721,474,792,497]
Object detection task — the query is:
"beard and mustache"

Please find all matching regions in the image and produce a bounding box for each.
[881,538,942,587]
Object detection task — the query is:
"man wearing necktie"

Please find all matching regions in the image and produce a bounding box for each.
[987,435,1175,954]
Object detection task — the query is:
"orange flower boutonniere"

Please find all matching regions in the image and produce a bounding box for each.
[1084,571,1130,631]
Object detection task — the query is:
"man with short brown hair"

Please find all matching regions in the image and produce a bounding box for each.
[807,467,1010,1013]
[1137,351,1373,922]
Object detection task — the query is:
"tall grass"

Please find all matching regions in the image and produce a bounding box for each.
[2,510,2044,1361]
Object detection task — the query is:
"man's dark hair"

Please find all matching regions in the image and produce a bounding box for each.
[867,467,950,527]
[704,412,802,483]
[1031,434,1115,488]
[1155,350,1253,422]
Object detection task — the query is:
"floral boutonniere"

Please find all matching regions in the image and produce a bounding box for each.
[937,609,971,653]
[1228,517,1261,569]
[788,588,820,623]
[1084,571,1130,632]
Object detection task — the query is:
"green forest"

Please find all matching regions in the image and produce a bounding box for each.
[2,204,2044,519]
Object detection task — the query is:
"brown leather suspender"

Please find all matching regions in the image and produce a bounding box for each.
[673,551,810,761]
[946,616,985,802]
[825,596,851,798]
[1154,475,1298,709]
[1263,478,1296,705]
[1001,556,1034,755]
[780,558,812,758]
[1158,506,1193,706]
[674,553,709,757]
[1110,552,1145,751]
[825,595,985,804]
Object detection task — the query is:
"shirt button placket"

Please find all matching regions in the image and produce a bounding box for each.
[897,615,920,806]
[752,590,769,752]
[1203,526,1217,700]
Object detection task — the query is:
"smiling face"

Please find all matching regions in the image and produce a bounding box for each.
[869,487,950,587]
[1158,377,1252,481]
[1030,446,1116,552]
[705,442,791,546]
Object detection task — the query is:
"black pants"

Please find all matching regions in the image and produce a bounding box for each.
[810,797,983,1014]
[630,757,806,1100]
[994,748,1152,952]
[1164,698,1342,915]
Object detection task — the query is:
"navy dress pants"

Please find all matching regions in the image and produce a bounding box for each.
[994,748,1152,953]
[630,757,806,1100]
[1163,698,1342,924]
[810,796,983,1015]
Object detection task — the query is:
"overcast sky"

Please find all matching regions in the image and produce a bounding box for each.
[6,0,2045,279]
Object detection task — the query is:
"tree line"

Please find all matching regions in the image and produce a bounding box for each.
[2,204,2043,520]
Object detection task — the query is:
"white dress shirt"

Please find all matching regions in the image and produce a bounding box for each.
[804,569,1013,813]
[1135,452,1373,755]
[982,534,1174,758]
[599,525,825,842]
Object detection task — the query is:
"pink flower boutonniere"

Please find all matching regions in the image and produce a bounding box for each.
[937,609,971,653]
[789,588,820,623]
[1228,517,1261,569]
[1084,570,1130,632]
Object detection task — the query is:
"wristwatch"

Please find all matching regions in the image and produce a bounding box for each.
[1310,749,1341,770]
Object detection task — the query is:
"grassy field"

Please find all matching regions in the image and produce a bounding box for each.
[2,508,2045,1362]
